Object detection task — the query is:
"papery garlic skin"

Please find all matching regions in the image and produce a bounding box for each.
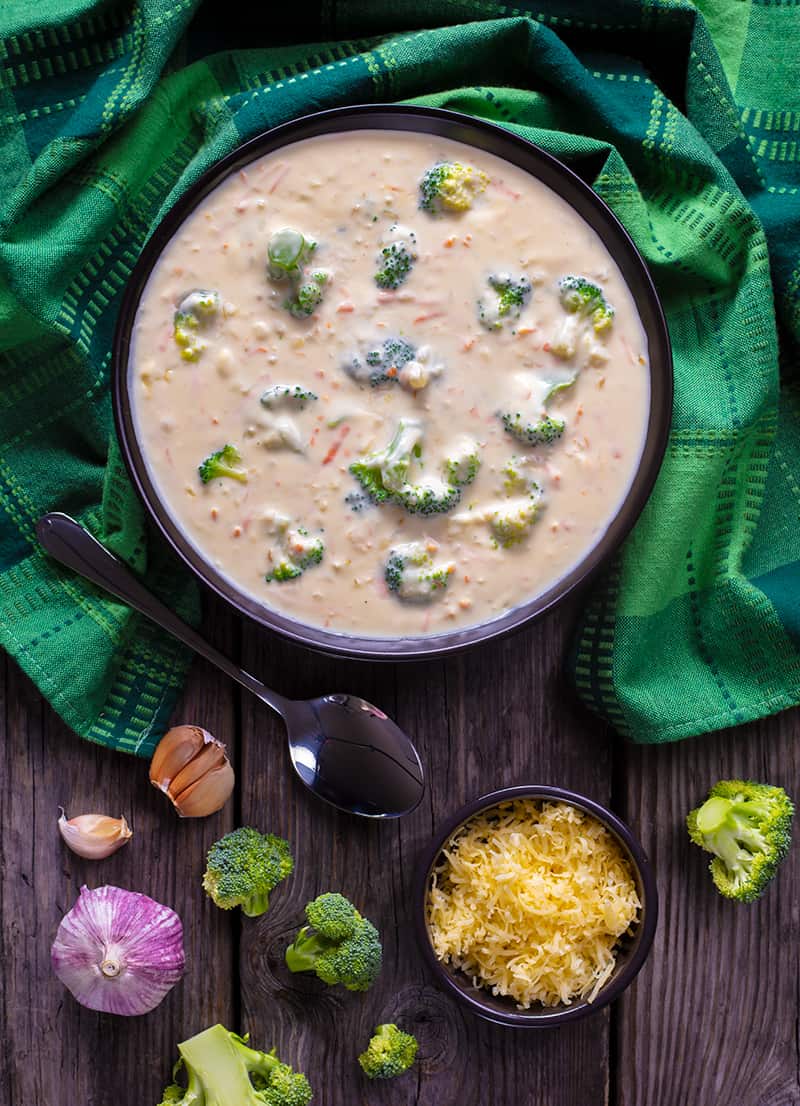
[51,885,185,1015]
[58,811,132,859]
[149,724,235,818]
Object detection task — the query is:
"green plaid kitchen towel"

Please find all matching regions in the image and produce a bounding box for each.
[1,0,798,753]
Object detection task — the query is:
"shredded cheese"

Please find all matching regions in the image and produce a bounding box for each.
[426,799,641,1008]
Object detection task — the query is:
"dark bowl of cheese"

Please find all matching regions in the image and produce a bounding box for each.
[413,785,658,1027]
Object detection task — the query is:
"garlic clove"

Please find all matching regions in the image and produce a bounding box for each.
[172,759,236,817]
[167,740,228,800]
[58,810,132,860]
[149,724,235,818]
[149,724,209,791]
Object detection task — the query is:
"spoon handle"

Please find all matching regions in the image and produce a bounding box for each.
[36,513,288,717]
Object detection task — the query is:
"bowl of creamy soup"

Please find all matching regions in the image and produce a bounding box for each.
[113,105,672,658]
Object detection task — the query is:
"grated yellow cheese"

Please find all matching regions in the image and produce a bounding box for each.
[426,799,641,1008]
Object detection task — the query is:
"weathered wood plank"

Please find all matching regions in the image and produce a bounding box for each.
[237,601,613,1106]
[614,707,800,1106]
[0,597,238,1106]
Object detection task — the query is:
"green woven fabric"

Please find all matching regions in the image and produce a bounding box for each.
[1,1,798,754]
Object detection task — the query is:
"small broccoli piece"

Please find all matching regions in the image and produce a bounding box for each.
[558,275,615,331]
[286,892,382,992]
[501,411,566,446]
[384,541,455,603]
[350,419,464,516]
[260,385,318,410]
[478,272,532,331]
[203,826,293,916]
[358,1024,419,1080]
[395,478,461,515]
[350,417,422,500]
[265,522,324,584]
[267,227,317,280]
[198,444,248,484]
[452,458,543,548]
[687,780,794,902]
[375,224,418,289]
[173,289,221,361]
[159,1023,312,1106]
[344,336,417,388]
[443,436,481,487]
[419,161,489,214]
[285,269,330,318]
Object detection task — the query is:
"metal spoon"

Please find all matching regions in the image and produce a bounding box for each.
[36,512,424,818]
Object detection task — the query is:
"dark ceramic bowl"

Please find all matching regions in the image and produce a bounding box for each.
[413,785,658,1027]
[112,105,673,660]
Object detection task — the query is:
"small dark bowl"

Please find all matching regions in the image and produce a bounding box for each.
[112,104,673,660]
[413,785,658,1027]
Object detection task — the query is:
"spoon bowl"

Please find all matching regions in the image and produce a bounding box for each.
[36,512,424,819]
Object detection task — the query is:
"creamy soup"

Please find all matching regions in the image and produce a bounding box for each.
[131,130,650,638]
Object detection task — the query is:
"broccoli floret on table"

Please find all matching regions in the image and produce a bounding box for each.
[419,161,489,214]
[202,826,294,916]
[478,272,532,331]
[198,443,248,484]
[173,288,221,361]
[687,780,794,902]
[157,1023,312,1106]
[285,892,382,992]
[358,1024,419,1080]
[375,224,418,289]
[384,541,455,603]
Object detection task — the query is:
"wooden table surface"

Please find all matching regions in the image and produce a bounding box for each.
[1,590,798,1106]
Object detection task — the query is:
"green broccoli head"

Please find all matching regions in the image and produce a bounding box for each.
[203,826,294,916]
[358,1024,419,1080]
[160,1024,312,1106]
[443,436,481,487]
[345,336,417,388]
[419,161,488,214]
[285,892,382,992]
[198,444,248,484]
[264,518,325,584]
[558,275,614,331]
[375,225,418,289]
[267,227,317,279]
[500,411,566,446]
[173,289,221,360]
[349,419,464,516]
[687,780,794,902]
[285,269,330,318]
[384,541,455,603]
[478,272,532,331]
[260,385,318,410]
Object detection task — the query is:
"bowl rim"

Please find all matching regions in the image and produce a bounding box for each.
[412,784,659,1027]
[112,103,673,660]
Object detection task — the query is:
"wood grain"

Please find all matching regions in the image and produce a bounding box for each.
[1,592,799,1105]
[0,597,238,1106]
[614,708,800,1106]
[237,600,612,1106]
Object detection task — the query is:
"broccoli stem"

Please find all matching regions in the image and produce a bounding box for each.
[177,1025,256,1103]
[285,927,329,973]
